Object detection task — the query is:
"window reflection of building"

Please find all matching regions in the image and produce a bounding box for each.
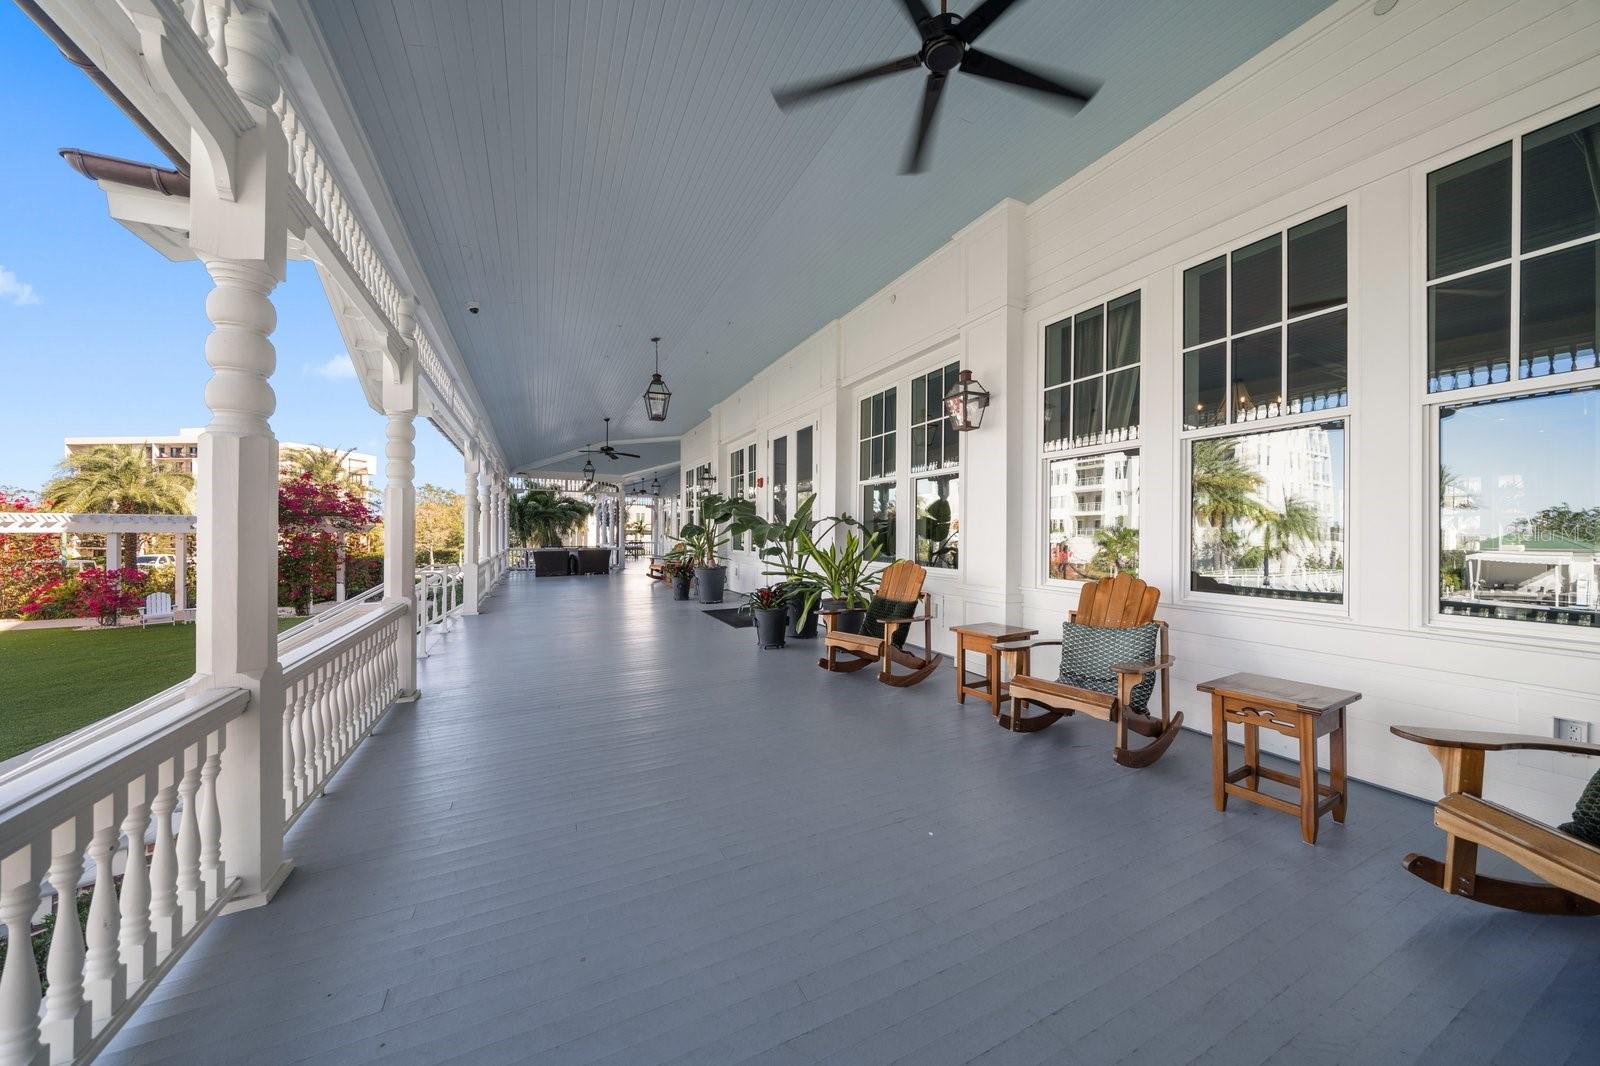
[1047,449,1140,580]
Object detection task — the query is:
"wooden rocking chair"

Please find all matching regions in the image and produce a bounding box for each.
[818,560,942,687]
[995,574,1181,768]
[1392,726,1600,916]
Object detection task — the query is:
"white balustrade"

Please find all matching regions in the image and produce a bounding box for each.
[0,688,247,1063]
[279,600,408,829]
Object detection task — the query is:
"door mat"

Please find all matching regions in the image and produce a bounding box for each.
[702,608,753,629]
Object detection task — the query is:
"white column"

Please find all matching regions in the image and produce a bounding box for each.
[382,331,420,699]
[186,2,292,910]
[174,532,189,615]
[105,532,120,572]
[462,450,480,614]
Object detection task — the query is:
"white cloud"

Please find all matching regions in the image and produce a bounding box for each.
[0,266,40,306]
[307,353,357,380]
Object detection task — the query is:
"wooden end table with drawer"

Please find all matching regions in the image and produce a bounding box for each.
[1198,672,1361,845]
[950,623,1038,716]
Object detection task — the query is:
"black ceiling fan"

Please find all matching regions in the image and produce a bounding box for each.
[772,0,1097,174]
[578,418,641,461]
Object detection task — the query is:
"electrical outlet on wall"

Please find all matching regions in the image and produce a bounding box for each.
[1555,718,1592,744]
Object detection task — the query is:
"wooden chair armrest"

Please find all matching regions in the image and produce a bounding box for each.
[1391,726,1600,759]
[993,639,1062,654]
[879,615,934,629]
[1110,655,1175,677]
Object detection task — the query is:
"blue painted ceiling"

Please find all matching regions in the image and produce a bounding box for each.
[309,0,1336,470]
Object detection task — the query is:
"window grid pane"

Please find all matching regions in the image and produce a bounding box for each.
[1044,292,1141,453]
[914,473,959,569]
[1046,450,1140,580]
[912,363,959,473]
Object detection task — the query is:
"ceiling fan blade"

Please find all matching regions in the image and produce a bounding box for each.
[773,53,921,110]
[578,448,603,454]
[613,451,642,459]
[953,0,1021,43]
[959,48,1097,107]
[902,72,948,174]
[897,0,936,37]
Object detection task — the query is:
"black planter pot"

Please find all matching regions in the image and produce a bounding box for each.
[695,565,726,604]
[787,598,819,639]
[671,574,692,600]
[753,606,788,649]
[821,599,866,635]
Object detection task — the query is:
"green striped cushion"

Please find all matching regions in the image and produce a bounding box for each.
[862,596,917,648]
[1560,770,1600,847]
[1058,622,1160,713]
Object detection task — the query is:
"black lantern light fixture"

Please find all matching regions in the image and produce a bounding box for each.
[642,336,671,422]
[581,458,596,482]
[943,369,990,432]
[649,476,661,496]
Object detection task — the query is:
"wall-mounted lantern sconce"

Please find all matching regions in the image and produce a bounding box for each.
[943,369,990,432]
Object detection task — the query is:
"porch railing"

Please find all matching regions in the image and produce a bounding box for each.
[415,566,463,656]
[280,600,408,829]
[0,686,249,1063]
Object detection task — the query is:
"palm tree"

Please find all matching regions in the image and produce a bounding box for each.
[1190,438,1264,570]
[1256,496,1320,587]
[1089,523,1140,577]
[515,488,594,547]
[282,446,370,498]
[43,445,194,569]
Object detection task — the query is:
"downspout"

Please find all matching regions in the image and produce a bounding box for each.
[15,0,190,174]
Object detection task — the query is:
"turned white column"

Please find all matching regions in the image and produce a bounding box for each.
[382,323,420,700]
[186,2,292,911]
[462,451,480,614]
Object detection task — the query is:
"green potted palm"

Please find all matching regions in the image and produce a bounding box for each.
[740,585,789,649]
[679,492,764,604]
[757,492,857,639]
[799,525,883,634]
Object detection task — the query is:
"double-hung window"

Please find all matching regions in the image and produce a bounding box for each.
[858,387,897,559]
[1181,207,1350,605]
[1044,291,1142,581]
[1427,105,1600,630]
[911,362,961,568]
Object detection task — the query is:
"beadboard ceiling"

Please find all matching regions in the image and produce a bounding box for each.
[308,0,1336,471]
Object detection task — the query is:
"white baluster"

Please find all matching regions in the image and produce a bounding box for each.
[117,778,154,985]
[42,817,90,1061]
[83,796,124,1026]
[281,684,297,818]
[299,679,319,801]
[0,846,45,1066]
[175,747,203,929]
[147,771,179,958]
[199,731,226,903]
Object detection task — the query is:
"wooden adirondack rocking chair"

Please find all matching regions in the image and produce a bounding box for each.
[818,560,942,687]
[1391,725,1600,916]
[995,573,1181,767]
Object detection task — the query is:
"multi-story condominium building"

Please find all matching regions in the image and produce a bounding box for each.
[64,430,376,485]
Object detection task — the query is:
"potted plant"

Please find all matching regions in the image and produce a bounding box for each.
[740,585,789,649]
[663,558,694,600]
[799,525,882,634]
[756,492,840,639]
[679,492,764,604]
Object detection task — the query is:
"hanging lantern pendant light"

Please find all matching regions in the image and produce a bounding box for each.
[643,336,671,421]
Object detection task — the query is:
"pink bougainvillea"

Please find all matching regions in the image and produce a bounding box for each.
[277,474,375,612]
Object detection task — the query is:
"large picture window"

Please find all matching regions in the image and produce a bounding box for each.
[1183,209,1348,429]
[1437,386,1598,628]
[1425,104,1600,634]
[1043,292,1141,581]
[1189,422,1346,603]
[1047,450,1140,580]
[858,387,897,559]
[1427,105,1600,394]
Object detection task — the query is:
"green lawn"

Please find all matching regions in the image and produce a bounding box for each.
[0,620,303,764]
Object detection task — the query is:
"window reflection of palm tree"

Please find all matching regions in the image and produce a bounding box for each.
[1257,496,1319,587]
[1191,438,1263,570]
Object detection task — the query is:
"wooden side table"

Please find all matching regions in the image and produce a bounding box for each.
[1197,672,1361,845]
[950,623,1038,716]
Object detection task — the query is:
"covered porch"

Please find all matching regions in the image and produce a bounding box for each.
[98,573,1600,1064]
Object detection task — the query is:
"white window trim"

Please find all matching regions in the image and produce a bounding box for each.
[1409,98,1600,646]
[1037,286,1145,591]
[851,347,965,576]
[1173,199,1358,620]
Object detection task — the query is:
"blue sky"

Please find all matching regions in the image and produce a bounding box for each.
[0,3,461,498]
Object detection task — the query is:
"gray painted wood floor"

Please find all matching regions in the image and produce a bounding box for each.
[102,573,1600,1065]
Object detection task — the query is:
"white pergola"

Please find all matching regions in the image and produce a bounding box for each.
[0,512,197,614]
